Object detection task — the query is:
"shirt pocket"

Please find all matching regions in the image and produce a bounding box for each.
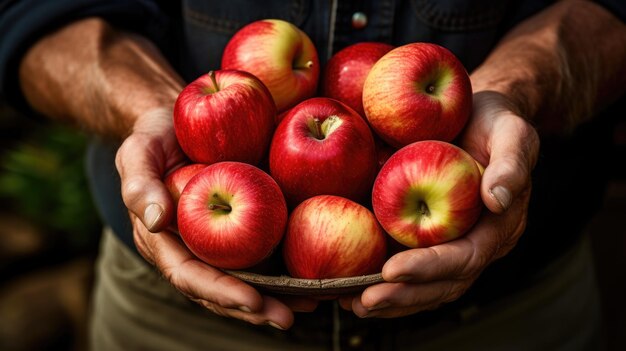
[180,0,310,80]
[410,0,509,32]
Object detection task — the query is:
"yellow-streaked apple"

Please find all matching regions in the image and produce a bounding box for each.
[282,195,387,279]
[221,19,319,114]
[363,43,472,147]
[372,140,482,248]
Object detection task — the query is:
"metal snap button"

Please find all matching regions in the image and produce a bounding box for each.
[351,12,368,29]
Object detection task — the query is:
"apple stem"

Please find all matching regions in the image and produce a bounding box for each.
[418,201,430,217]
[295,60,314,70]
[208,203,231,212]
[208,71,220,92]
[309,117,324,140]
[426,84,436,94]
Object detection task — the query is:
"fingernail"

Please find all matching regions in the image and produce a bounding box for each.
[368,301,391,311]
[238,306,252,313]
[267,321,285,330]
[490,186,512,211]
[144,203,164,231]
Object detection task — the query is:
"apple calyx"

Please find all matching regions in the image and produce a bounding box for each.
[418,200,431,217]
[422,69,454,97]
[307,115,342,140]
[401,190,435,224]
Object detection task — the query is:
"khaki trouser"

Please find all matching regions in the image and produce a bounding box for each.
[89,228,604,351]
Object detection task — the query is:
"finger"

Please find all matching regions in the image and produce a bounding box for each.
[382,194,528,284]
[351,298,438,319]
[133,216,265,313]
[133,216,297,329]
[115,109,186,232]
[192,295,295,330]
[481,115,539,213]
[461,91,539,214]
[115,136,184,232]
[467,94,539,214]
[381,237,478,283]
[338,295,355,311]
[352,280,469,318]
[257,295,297,329]
[277,295,320,313]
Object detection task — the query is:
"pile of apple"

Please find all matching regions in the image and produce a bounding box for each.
[166,19,483,280]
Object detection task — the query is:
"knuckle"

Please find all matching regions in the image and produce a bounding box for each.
[456,244,492,281]
[121,177,146,206]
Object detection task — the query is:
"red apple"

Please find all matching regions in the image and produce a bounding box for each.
[177,162,288,269]
[269,97,377,206]
[363,43,472,148]
[372,140,482,248]
[282,195,387,279]
[322,42,393,117]
[221,19,319,113]
[173,70,276,165]
[164,163,208,206]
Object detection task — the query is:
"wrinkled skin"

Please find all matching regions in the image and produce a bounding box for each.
[338,91,540,317]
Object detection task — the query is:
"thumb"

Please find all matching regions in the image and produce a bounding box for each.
[116,135,177,232]
[115,108,187,233]
[115,130,188,233]
[481,116,540,214]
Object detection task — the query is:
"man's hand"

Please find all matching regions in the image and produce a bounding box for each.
[115,108,316,330]
[18,17,317,330]
[339,91,539,317]
[338,0,626,319]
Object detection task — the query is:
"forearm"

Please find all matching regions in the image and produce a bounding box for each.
[18,17,184,139]
[470,0,626,134]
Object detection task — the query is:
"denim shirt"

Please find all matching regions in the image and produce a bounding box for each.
[0,1,623,348]
[176,0,549,81]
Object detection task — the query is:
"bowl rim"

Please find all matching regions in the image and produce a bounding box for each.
[224,270,384,295]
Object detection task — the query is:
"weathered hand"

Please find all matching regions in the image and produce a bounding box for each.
[115,108,315,329]
[339,91,540,318]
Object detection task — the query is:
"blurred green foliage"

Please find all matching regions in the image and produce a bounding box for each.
[0,122,102,250]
